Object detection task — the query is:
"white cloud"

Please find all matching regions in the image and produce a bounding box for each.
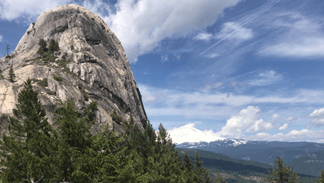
[246,129,324,143]
[248,70,282,86]
[216,22,253,41]
[161,54,168,63]
[168,122,224,144]
[94,0,242,62]
[217,106,274,138]
[0,0,73,21]
[258,12,324,58]
[272,113,279,121]
[194,32,213,41]
[203,82,223,92]
[139,84,324,120]
[260,38,324,58]
[310,108,324,127]
[278,123,288,130]
[0,35,2,42]
[285,116,295,122]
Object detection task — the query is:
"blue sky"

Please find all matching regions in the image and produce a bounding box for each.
[1,0,324,143]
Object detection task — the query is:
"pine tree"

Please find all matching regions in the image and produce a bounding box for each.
[194,152,214,183]
[0,78,57,182]
[317,170,324,183]
[37,39,47,57]
[267,156,300,183]
[48,39,59,55]
[8,65,15,82]
[53,99,94,182]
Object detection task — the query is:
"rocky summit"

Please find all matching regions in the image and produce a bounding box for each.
[0,4,147,133]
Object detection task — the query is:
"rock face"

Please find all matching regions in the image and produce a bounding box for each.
[0,4,147,133]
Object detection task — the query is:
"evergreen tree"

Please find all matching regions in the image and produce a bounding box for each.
[48,39,59,55]
[0,78,57,183]
[194,152,213,183]
[317,170,324,183]
[8,65,15,82]
[37,39,47,57]
[267,156,300,183]
[53,99,94,182]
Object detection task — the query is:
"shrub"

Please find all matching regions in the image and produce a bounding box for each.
[53,75,63,82]
[81,89,89,101]
[48,39,59,55]
[46,90,56,95]
[70,45,74,50]
[111,110,122,125]
[37,78,48,88]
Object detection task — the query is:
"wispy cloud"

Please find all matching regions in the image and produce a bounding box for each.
[258,11,324,58]
[194,32,213,42]
[88,0,242,63]
[160,54,168,63]
[215,22,253,41]
[248,70,282,86]
[0,35,2,42]
[200,0,280,56]
[246,129,324,143]
[139,84,324,121]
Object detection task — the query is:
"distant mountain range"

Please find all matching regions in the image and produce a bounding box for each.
[178,148,318,183]
[176,138,324,177]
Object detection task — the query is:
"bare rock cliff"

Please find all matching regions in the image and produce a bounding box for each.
[0,4,147,133]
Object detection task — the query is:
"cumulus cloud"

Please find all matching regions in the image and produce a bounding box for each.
[310,108,324,127]
[278,123,288,130]
[216,22,253,41]
[0,35,2,42]
[0,0,72,21]
[168,122,224,144]
[217,106,274,138]
[94,0,242,62]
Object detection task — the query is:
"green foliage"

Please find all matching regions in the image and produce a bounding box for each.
[70,45,74,50]
[8,65,15,82]
[0,67,3,80]
[48,39,59,55]
[37,39,47,57]
[111,110,122,124]
[0,78,57,182]
[53,99,94,182]
[0,81,214,182]
[53,74,63,81]
[317,170,324,183]
[267,156,300,183]
[36,78,48,88]
[81,89,89,101]
[46,90,56,95]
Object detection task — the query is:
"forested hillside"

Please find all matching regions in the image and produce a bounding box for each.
[0,79,214,183]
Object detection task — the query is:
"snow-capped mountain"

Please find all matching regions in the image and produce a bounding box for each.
[176,138,324,166]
